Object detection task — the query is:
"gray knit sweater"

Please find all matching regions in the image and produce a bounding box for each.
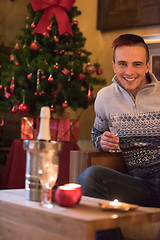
[91,72,160,179]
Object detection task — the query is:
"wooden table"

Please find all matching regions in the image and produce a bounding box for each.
[0,190,160,240]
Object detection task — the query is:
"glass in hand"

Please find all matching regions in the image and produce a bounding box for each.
[38,152,59,208]
[108,113,121,152]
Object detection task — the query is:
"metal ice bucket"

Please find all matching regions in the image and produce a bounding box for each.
[23,140,63,202]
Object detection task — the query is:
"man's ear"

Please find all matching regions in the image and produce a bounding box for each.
[112,60,116,73]
[146,61,151,73]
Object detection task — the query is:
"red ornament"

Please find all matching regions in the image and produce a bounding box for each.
[15,61,19,65]
[50,105,54,113]
[78,73,86,81]
[48,74,54,82]
[27,73,32,79]
[30,41,40,51]
[73,20,79,27]
[0,85,2,90]
[85,63,96,75]
[97,68,103,75]
[10,76,15,94]
[59,50,65,55]
[31,22,36,28]
[14,43,19,50]
[18,103,29,114]
[62,100,68,108]
[54,63,59,69]
[10,54,15,61]
[53,50,58,54]
[47,25,52,31]
[54,36,59,43]
[88,88,91,103]
[11,105,19,114]
[62,68,70,76]
[41,74,46,79]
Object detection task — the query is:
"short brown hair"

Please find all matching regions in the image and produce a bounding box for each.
[112,34,149,63]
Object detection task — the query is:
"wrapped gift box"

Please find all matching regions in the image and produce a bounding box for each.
[21,117,34,140]
[36,118,58,141]
[57,119,79,142]
[21,117,79,142]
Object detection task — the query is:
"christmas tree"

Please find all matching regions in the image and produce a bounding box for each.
[0,0,106,119]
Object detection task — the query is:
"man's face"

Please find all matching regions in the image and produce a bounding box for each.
[112,45,151,97]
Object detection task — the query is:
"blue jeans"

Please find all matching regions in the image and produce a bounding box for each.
[78,165,160,240]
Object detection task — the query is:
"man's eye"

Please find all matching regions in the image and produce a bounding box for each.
[134,62,142,67]
[118,62,126,66]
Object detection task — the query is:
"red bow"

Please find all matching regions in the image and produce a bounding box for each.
[30,0,75,36]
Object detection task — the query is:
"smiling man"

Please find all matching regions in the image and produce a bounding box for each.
[78,34,160,240]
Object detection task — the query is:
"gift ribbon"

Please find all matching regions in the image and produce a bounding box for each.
[30,0,75,36]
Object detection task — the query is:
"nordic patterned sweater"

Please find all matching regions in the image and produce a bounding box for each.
[91,72,160,179]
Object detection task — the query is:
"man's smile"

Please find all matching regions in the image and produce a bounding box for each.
[123,77,136,82]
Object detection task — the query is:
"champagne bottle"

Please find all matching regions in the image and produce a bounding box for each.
[37,106,51,141]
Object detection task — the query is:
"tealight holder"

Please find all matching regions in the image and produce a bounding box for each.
[55,183,82,207]
[99,199,138,212]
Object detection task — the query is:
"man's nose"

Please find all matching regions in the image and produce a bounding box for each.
[126,65,134,75]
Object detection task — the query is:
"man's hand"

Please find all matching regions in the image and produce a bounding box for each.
[100,131,119,152]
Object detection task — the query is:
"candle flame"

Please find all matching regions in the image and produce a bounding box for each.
[109,199,121,207]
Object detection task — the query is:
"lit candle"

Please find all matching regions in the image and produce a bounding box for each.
[109,199,122,207]
[64,183,82,204]
[55,184,82,207]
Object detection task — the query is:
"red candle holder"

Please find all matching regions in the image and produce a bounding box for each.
[55,183,82,207]
[64,183,82,204]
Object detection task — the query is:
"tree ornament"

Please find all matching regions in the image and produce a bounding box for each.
[97,68,103,75]
[62,68,70,76]
[10,54,15,61]
[73,20,79,27]
[41,74,46,79]
[11,105,19,114]
[48,74,54,82]
[50,105,54,113]
[88,88,91,103]
[54,63,59,68]
[30,40,40,51]
[54,36,59,43]
[71,72,74,77]
[85,63,96,75]
[47,25,52,31]
[59,50,65,55]
[4,87,11,99]
[77,50,81,55]
[37,69,40,91]
[45,59,48,65]
[14,43,19,50]
[15,61,19,65]
[26,24,29,29]
[0,119,4,127]
[78,73,86,81]
[10,76,15,94]
[31,22,36,28]
[27,73,32,79]
[0,85,2,90]
[62,100,68,108]
[18,103,29,114]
